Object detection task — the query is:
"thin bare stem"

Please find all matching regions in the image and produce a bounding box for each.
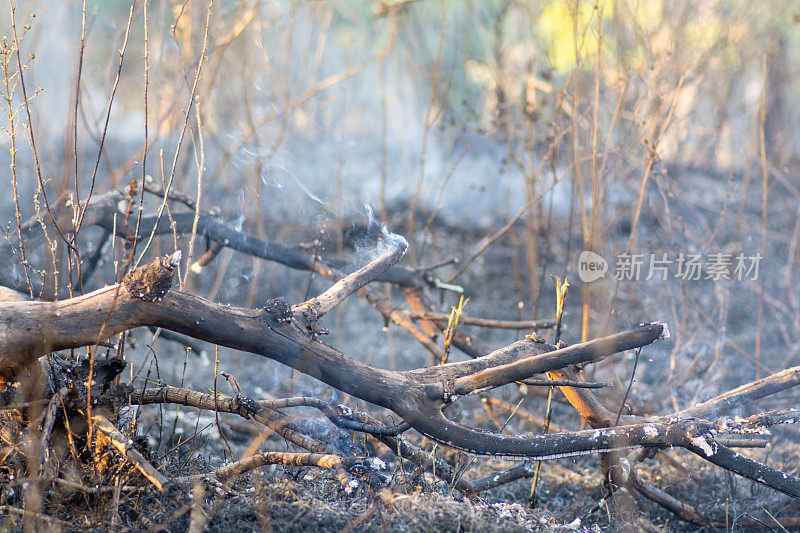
[756,54,768,380]
[407,0,447,266]
[136,1,213,266]
[73,2,136,237]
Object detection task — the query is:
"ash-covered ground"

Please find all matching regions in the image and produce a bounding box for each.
[2,121,799,530]
[1,1,799,529]
[79,157,799,531]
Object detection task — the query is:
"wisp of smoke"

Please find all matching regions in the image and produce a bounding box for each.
[360,202,408,261]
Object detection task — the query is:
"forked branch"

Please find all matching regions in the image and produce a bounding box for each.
[3,253,800,503]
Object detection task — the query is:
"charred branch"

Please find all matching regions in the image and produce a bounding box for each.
[449,325,665,397]
[0,255,672,460]
[3,247,800,518]
[294,238,407,320]
[407,310,555,330]
[92,413,167,491]
[0,192,429,295]
[174,451,356,490]
[671,366,800,419]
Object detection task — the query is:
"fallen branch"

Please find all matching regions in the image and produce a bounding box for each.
[450,325,665,397]
[174,451,356,491]
[629,474,708,526]
[0,258,665,458]
[684,440,800,499]
[672,366,800,419]
[0,191,430,295]
[296,237,407,319]
[38,386,70,468]
[407,310,555,330]
[130,386,338,454]
[3,252,800,511]
[92,413,167,491]
[631,472,800,529]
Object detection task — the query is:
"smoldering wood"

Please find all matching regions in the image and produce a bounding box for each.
[3,192,800,525]
[0,216,403,301]
[0,257,661,455]
[310,255,449,359]
[0,190,540,370]
[0,190,431,295]
[3,254,800,503]
[296,239,408,319]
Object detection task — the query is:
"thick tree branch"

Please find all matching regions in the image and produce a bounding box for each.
[296,237,407,318]
[0,256,667,459]
[4,254,799,502]
[450,325,664,396]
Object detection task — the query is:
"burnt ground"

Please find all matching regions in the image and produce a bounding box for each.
[3,165,800,532]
